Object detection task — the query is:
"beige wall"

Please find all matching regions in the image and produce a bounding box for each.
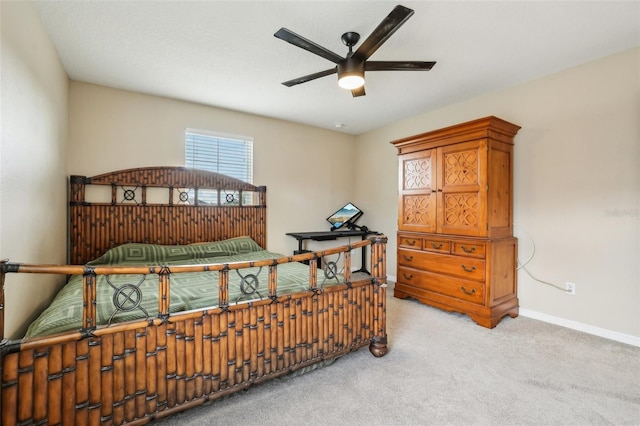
[1,2,69,338]
[355,47,640,339]
[68,82,358,256]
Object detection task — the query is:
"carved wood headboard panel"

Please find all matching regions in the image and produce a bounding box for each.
[69,167,267,264]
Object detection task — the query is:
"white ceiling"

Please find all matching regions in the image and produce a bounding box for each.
[34,1,640,135]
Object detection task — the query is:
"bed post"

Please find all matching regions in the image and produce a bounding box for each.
[368,235,388,357]
[0,259,5,344]
[0,261,3,426]
[0,260,7,421]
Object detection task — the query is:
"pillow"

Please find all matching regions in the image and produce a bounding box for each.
[189,236,263,256]
[88,236,263,265]
[88,243,192,265]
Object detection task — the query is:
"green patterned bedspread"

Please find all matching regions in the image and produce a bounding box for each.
[25,237,340,339]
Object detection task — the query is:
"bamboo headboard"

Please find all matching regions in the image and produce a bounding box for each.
[69,166,267,264]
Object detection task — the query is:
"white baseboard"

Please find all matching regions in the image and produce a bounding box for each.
[519,308,640,347]
[386,275,638,347]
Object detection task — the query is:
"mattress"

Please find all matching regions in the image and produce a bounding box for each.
[25,236,339,338]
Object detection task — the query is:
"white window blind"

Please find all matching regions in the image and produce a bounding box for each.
[185,129,253,184]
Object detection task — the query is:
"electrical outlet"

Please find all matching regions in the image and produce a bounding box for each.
[565,282,576,295]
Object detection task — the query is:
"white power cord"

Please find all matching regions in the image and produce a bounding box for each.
[515,224,567,292]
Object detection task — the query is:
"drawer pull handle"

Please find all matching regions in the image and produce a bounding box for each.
[461,286,476,296]
[402,273,414,280]
[406,240,417,246]
[402,255,413,262]
[430,242,443,249]
[461,264,476,273]
[461,245,476,253]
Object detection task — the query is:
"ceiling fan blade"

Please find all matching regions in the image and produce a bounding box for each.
[282,67,337,87]
[353,5,414,61]
[351,86,366,97]
[275,28,344,64]
[365,61,436,71]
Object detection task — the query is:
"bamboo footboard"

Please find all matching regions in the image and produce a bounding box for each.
[0,236,388,425]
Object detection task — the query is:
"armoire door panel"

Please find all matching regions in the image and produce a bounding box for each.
[398,149,437,232]
[437,141,488,236]
[399,193,437,232]
[400,150,435,192]
[438,191,485,236]
[438,141,486,190]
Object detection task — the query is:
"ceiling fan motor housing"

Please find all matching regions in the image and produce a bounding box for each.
[338,57,364,77]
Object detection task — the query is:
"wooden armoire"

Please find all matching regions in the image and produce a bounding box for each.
[391,116,520,328]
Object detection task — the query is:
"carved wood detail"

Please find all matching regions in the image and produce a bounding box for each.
[404,158,432,190]
[403,195,433,226]
[443,150,478,186]
[443,193,479,228]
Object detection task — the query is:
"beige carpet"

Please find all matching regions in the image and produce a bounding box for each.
[153,292,640,425]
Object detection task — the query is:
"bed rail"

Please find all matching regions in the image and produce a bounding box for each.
[0,235,387,348]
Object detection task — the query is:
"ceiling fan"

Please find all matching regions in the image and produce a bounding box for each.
[274,4,436,97]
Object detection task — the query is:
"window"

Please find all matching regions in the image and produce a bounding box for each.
[185,129,253,183]
[185,129,254,205]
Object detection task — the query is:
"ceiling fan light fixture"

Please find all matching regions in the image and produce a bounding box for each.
[337,58,365,90]
[338,73,365,90]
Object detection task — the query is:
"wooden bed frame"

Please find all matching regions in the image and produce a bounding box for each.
[0,167,388,425]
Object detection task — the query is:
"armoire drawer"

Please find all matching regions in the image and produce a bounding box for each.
[397,266,485,305]
[398,249,485,281]
[398,235,421,249]
[451,241,486,258]
[422,238,450,254]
